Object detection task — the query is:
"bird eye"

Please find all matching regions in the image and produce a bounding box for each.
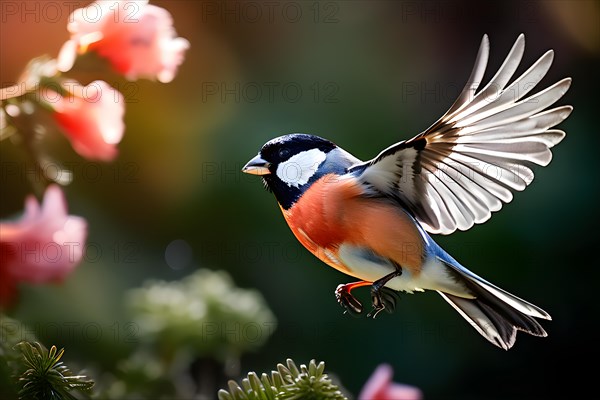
[279,148,290,158]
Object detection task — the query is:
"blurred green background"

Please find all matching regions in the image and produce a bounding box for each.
[1,0,598,398]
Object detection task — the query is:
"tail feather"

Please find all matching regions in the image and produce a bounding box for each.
[437,257,550,350]
[438,292,515,349]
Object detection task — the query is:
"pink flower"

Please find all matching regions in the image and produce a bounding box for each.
[60,0,189,82]
[52,80,124,161]
[359,364,422,400]
[0,185,87,307]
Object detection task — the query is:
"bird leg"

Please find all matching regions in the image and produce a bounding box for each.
[367,267,402,318]
[335,281,371,316]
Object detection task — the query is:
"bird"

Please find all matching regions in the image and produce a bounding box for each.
[242,34,571,350]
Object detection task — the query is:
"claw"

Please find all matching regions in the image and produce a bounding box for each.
[335,284,364,316]
[335,280,399,318]
[366,266,402,318]
[368,285,400,319]
[367,291,384,318]
[380,287,399,313]
[367,307,384,319]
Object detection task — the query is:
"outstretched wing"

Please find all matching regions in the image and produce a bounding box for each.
[352,34,572,235]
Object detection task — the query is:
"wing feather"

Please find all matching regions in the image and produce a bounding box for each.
[352,35,571,234]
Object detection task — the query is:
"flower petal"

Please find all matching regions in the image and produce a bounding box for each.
[53,81,124,161]
[66,0,188,82]
[57,40,77,72]
[359,364,422,400]
[0,186,88,306]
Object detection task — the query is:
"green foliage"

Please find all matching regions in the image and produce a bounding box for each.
[15,342,94,400]
[93,351,177,400]
[1,315,39,358]
[1,315,41,398]
[218,359,348,400]
[128,268,277,362]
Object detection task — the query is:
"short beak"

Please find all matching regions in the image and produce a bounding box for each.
[242,155,271,175]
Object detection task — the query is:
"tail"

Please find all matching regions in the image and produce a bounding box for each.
[436,257,551,350]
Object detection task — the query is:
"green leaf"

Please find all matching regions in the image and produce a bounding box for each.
[261,373,277,399]
[218,359,347,400]
[248,372,262,394]
[14,341,94,400]
[218,389,234,400]
[286,359,300,378]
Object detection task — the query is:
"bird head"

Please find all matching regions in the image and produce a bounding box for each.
[243,133,356,209]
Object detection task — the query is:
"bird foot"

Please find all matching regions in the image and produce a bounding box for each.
[367,286,399,318]
[366,268,402,318]
[335,279,400,318]
[335,283,364,316]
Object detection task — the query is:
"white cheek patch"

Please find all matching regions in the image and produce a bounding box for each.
[276,148,327,188]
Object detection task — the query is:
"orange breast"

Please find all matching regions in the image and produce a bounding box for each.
[280,174,425,278]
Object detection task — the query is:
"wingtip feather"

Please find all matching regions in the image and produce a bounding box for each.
[361,34,571,236]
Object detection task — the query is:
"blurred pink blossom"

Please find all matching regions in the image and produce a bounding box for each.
[0,185,87,307]
[52,80,124,161]
[359,364,422,400]
[60,0,189,82]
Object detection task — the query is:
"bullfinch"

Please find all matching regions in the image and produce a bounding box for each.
[242,35,571,350]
